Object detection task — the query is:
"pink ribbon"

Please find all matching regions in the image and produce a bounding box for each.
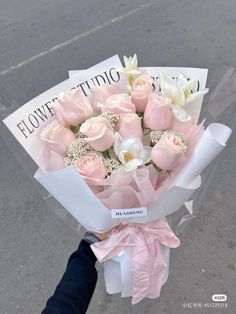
[91,219,180,304]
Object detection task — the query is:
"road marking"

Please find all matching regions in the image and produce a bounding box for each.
[0,2,154,76]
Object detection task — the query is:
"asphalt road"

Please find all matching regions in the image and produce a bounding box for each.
[0,0,236,313]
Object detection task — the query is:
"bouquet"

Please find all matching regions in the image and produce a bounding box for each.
[2,55,232,304]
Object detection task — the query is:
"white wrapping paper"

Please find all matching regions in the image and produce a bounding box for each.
[33,121,231,232]
[34,167,201,231]
[173,123,232,186]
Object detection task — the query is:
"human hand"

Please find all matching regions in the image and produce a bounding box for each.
[94,231,110,241]
[84,230,111,244]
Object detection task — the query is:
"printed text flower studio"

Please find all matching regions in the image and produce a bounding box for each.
[72,68,120,97]
[16,68,120,139]
[16,100,56,139]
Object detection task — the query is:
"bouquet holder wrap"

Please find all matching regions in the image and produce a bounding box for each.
[103,245,169,297]
[90,219,180,304]
[0,57,234,301]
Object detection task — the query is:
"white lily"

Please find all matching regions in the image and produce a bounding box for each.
[159,72,209,121]
[114,133,151,172]
[120,54,140,76]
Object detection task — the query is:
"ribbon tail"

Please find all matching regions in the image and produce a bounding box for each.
[144,219,180,248]
[92,220,180,304]
[148,242,167,298]
[131,244,150,304]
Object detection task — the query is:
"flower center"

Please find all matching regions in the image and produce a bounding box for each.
[123,151,135,163]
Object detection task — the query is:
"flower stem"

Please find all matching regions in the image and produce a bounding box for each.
[153,163,161,172]
[128,74,134,86]
[102,149,111,159]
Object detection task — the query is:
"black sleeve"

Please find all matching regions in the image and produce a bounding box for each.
[42,240,98,314]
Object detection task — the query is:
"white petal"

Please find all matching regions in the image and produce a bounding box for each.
[123,56,130,69]
[141,147,152,164]
[124,159,142,172]
[131,54,138,69]
[176,74,189,89]
[120,137,143,155]
[113,132,122,156]
[118,151,126,164]
[160,72,176,87]
[186,88,209,103]
[134,158,144,166]
[177,74,198,93]
[160,72,185,106]
[171,105,192,122]
[183,78,198,98]
[185,77,198,91]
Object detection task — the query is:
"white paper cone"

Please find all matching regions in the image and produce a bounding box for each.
[34,167,118,232]
[173,123,232,187]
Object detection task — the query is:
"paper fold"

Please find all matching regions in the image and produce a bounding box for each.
[173,123,231,186]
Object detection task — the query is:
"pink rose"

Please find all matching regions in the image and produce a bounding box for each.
[80,117,114,151]
[76,153,106,183]
[151,132,186,170]
[131,75,153,112]
[118,113,143,140]
[103,93,136,113]
[40,120,76,155]
[90,84,118,113]
[171,117,204,154]
[144,94,173,130]
[54,89,93,126]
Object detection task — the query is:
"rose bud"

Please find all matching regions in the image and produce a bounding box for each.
[171,116,204,153]
[103,93,136,114]
[90,84,118,114]
[54,89,93,126]
[40,120,76,155]
[76,153,106,184]
[144,94,173,130]
[131,74,153,112]
[80,117,114,152]
[118,113,143,140]
[151,132,186,170]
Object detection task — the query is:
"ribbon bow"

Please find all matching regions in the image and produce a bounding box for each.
[91,219,180,304]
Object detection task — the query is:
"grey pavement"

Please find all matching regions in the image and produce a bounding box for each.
[0,0,236,313]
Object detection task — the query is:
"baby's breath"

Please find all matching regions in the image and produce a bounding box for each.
[150,130,164,145]
[64,138,90,167]
[104,159,121,175]
[100,112,120,128]
[64,156,75,167]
